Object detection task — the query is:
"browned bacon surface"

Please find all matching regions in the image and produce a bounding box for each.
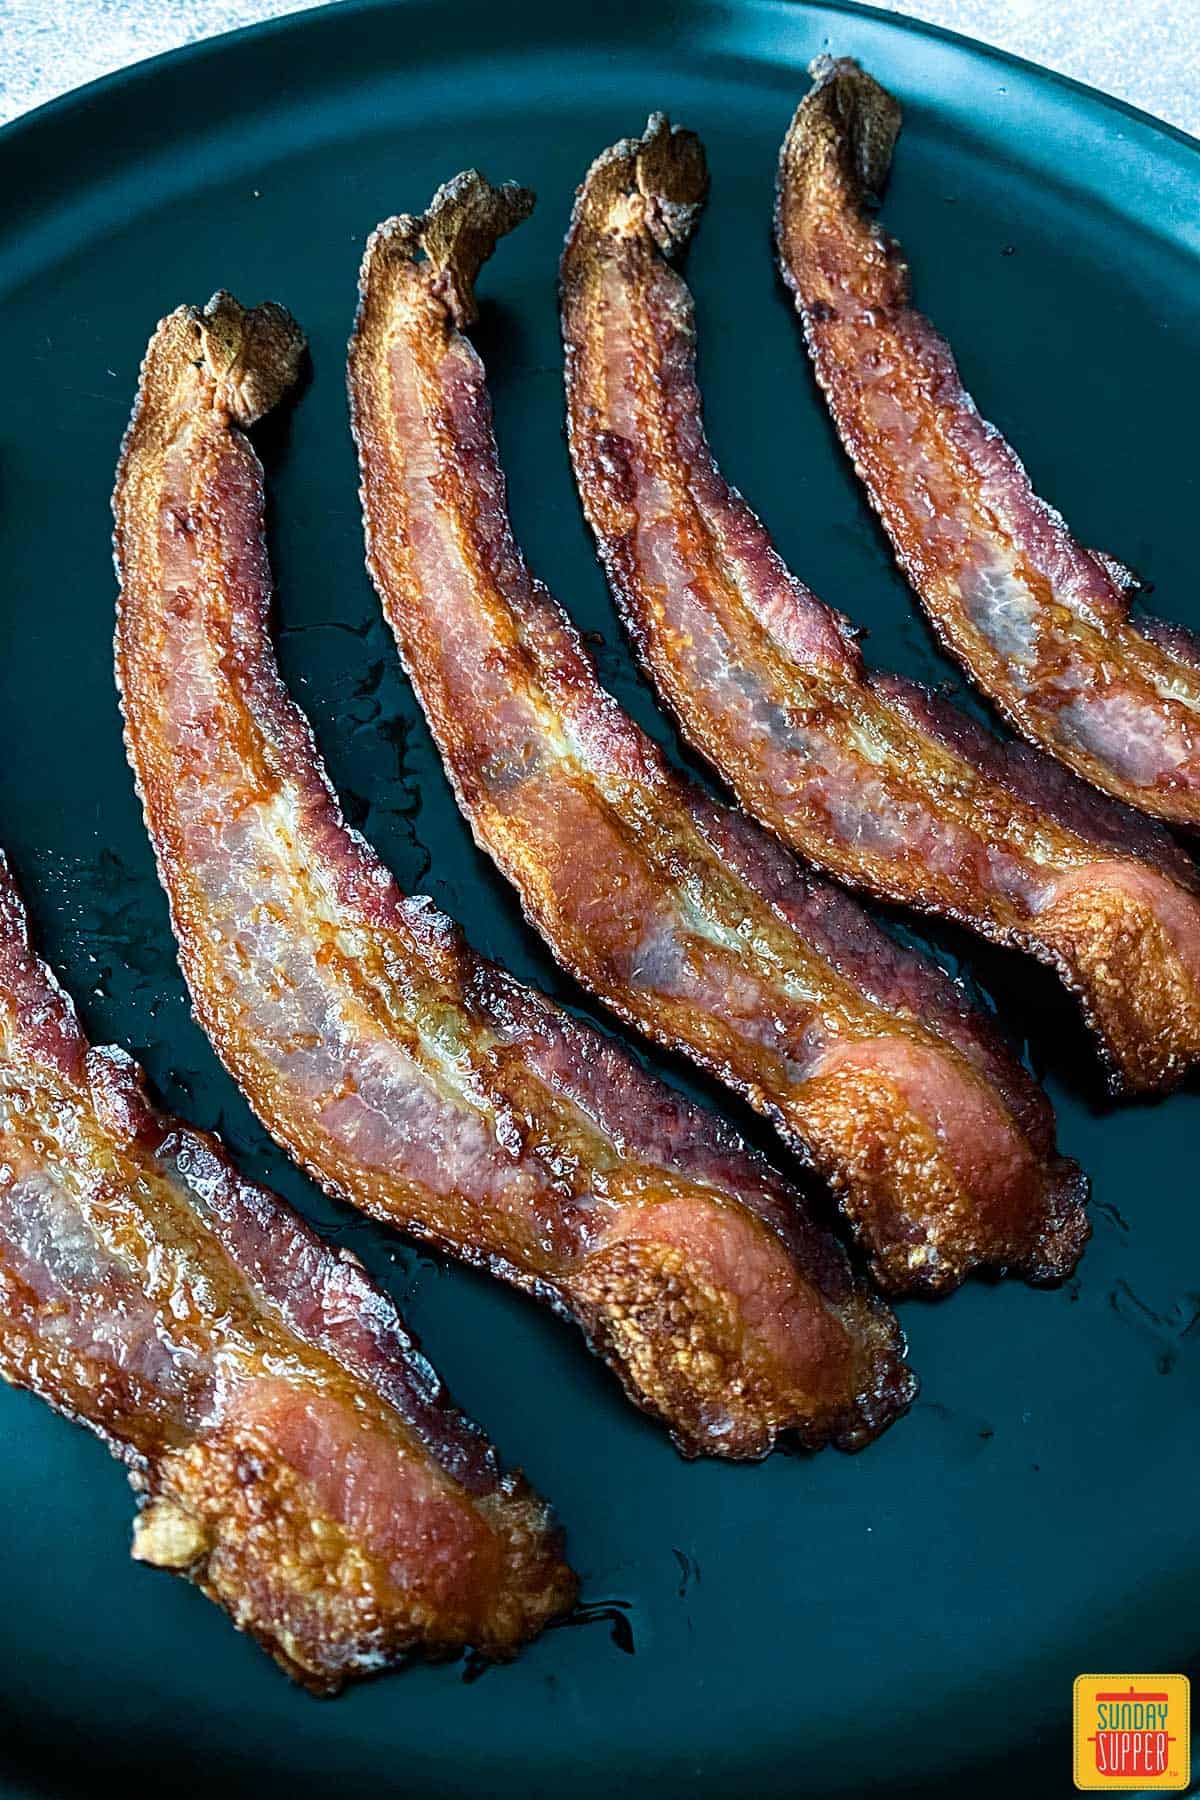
[776,56,1200,830]
[0,850,574,1691]
[349,175,1087,1295]
[560,115,1200,1097]
[113,291,915,1456]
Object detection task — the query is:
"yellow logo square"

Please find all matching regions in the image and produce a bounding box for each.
[1074,1675,1191,1790]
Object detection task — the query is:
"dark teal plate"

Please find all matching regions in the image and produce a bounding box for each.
[0,2,1196,1794]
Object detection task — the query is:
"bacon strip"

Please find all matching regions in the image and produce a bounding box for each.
[0,849,574,1690]
[113,292,914,1456]
[348,175,1087,1295]
[560,115,1200,1097]
[776,56,1200,830]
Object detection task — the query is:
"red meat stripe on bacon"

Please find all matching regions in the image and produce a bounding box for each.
[559,110,1200,1097]
[776,56,1200,830]
[0,850,574,1691]
[348,172,1086,1294]
[113,289,916,1457]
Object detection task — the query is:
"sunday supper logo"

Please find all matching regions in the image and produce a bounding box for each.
[1073,1675,1191,1791]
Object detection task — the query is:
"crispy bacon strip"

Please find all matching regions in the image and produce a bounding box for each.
[560,115,1200,1096]
[349,175,1087,1295]
[113,292,915,1456]
[0,849,574,1691]
[776,56,1200,829]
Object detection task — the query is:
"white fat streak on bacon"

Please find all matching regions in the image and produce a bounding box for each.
[819,308,1200,791]
[778,61,1200,819]
[154,431,609,1270]
[0,1163,211,1415]
[383,325,859,1053]
[582,253,1076,920]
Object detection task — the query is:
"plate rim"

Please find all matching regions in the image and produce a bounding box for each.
[1,0,1198,164]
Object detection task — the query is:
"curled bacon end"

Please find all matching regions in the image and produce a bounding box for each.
[776,57,1200,829]
[352,174,1086,1293]
[0,851,574,1692]
[115,292,915,1457]
[561,113,1200,1098]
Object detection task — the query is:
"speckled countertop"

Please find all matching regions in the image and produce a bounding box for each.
[0,0,1198,135]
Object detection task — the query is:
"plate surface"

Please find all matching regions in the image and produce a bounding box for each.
[0,2,1197,1794]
